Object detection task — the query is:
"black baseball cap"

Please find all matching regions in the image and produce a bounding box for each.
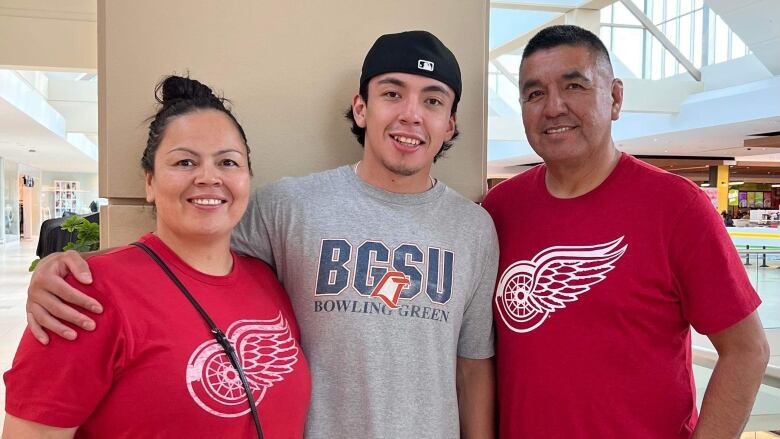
[360,30,462,104]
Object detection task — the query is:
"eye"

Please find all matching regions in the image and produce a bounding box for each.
[220,158,240,167]
[383,91,401,99]
[523,90,543,102]
[175,159,196,167]
[425,97,443,106]
[566,83,584,90]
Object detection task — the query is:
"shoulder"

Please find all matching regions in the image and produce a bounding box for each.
[71,245,147,297]
[626,155,701,197]
[482,164,543,211]
[252,167,346,205]
[83,244,145,275]
[439,187,497,240]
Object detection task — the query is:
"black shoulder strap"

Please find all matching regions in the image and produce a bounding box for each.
[131,241,264,439]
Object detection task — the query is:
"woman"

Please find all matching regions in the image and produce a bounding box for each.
[3,76,310,438]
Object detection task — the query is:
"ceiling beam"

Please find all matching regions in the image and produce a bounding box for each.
[490,59,519,87]
[744,136,780,148]
[490,2,572,13]
[489,14,567,60]
[617,0,701,81]
[736,160,780,167]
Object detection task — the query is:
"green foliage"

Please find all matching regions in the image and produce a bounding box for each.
[61,216,100,253]
[29,216,100,272]
[29,258,40,272]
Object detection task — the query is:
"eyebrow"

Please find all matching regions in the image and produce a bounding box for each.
[376,77,405,88]
[168,147,245,156]
[422,84,452,97]
[520,79,541,93]
[561,70,592,83]
[376,77,453,97]
[521,70,592,93]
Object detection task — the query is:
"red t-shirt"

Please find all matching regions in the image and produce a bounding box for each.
[4,233,311,438]
[482,153,760,438]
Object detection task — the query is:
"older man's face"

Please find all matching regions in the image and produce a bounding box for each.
[519,44,622,166]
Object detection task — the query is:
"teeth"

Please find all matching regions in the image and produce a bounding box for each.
[546,127,573,134]
[393,135,421,146]
[191,198,223,206]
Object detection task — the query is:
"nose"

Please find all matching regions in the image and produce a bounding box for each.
[398,98,423,125]
[542,88,567,119]
[194,162,222,186]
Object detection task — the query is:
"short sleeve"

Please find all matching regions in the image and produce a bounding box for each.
[668,190,761,334]
[457,218,499,359]
[2,277,128,428]
[231,186,275,267]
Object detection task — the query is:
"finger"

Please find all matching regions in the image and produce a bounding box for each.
[39,277,103,314]
[28,303,77,341]
[61,250,93,284]
[26,313,50,345]
[34,292,96,331]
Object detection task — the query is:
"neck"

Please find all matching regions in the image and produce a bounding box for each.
[545,144,621,199]
[154,228,233,276]
[355,159,434,194]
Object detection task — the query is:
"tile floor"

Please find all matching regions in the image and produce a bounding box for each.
[0,238,778,435]
[0,239,34,432]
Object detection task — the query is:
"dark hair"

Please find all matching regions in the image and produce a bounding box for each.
[141,75,252,175]
[521,25,613,74]
[344,82,460,163]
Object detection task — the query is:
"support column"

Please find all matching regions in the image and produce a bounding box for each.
[99,0,489,246]
[709,165,729,212]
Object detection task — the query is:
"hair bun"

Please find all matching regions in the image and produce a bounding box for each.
[156,75,215,105]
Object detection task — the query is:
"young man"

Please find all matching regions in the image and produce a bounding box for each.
[21,31,498,438]
[481,25,769,438]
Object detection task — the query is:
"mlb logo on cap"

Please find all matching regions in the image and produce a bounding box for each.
[417,59,435,72]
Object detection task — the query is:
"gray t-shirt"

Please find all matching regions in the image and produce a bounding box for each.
[232,165,498,439]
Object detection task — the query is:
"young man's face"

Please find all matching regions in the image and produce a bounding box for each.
[519,44,623,166]
[352,72,456,178]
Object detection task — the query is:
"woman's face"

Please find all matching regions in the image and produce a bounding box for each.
[145,109,251,243]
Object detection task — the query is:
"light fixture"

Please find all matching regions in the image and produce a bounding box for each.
[700,183,710,187]
[772,184,780,188]
[728,181,744,186]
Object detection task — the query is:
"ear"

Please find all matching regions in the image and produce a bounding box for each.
[144,171,155,204]
[352,93,367,128]
[445,113,457,141]
[610,78,624,121]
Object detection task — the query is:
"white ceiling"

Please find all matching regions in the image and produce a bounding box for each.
[0,93,96,173]
[706,0,780,75]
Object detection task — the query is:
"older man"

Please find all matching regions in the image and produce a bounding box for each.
[482,25,769,438]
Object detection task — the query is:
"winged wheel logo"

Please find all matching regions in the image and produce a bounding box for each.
[495,237,627,333]
[185,313,299,417]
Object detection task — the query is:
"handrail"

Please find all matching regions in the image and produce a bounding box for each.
[737,249,780,255]
[692,346,780,389]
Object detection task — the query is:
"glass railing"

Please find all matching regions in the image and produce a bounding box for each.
[728,226,779,330]
[692,234,779,434]
[692,347,780,433]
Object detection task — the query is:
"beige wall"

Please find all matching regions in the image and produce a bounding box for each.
[99,0,489,247]
[0,0,96,71]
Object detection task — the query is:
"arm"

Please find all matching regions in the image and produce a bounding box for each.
[456,356,496,439]
[2,414,77,439]
[692,311,769,439]
[26,249,109,344]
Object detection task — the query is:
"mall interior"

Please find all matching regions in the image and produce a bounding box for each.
[0,0,778,436]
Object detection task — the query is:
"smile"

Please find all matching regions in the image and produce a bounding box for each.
[544,126,576,134]
[189,198,226,206]
[392,135,423,146]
